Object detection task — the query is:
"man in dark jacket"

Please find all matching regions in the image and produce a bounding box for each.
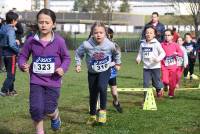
[142,12,165,42]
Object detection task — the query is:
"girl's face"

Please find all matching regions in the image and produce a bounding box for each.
[177,37,183,45]
[185,35,192,43]
[37,13,55,36]
[93,26,106,44]
[145,28,155,42]
[164,31,173,42]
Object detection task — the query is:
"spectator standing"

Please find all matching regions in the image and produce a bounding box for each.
[172,27,180,42]
[142,12,165,42]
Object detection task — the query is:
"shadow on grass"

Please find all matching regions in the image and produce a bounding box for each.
[0,128,13,134]
[118,75,141,80]
[176,94,200,101]
[120,92,143,97]
[59,106,88,114]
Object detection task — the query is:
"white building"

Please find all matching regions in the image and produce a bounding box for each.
[0,0,31,18]
[0,0,191,15]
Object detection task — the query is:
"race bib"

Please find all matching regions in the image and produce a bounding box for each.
[185,45,193,53]
[164,56,176,66]
[91,56,111,72]
[176,56,183,66]
[142,47,153,59]
[33,56,55,74]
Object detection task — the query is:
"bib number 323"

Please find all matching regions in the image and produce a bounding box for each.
[33,56,55,74]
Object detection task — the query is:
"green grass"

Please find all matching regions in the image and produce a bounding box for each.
[0,51,199,134]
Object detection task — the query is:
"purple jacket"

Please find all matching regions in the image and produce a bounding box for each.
[18,33,71,88]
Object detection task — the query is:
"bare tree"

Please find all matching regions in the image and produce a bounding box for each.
[44,0,49,8]
[172,0,200,39]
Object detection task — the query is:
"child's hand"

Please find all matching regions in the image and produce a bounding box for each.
[75,65,81,73]
[22,63,30,72]
[152,58,160,63]
[55,67,64,76]
[115,64,121,71]
[184,64,188,68]
[16,40,20,45]
[136,59,141,64]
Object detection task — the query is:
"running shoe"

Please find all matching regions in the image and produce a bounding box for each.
[51,116,61,131]
[86,115,97,125]
[98,110,106,125]
[113,101,123,113]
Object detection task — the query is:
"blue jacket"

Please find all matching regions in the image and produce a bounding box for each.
[183,41,198,59]
[142,21,165,43]
[1,24,20,56]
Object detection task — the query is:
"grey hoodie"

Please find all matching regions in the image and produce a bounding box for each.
[75,37,121,73]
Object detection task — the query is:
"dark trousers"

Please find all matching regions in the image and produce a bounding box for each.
[0,49,4,70]
[143,68,163,90]
[88,69,111,115]
[1,56,17,93]
[0,56,4,70]
[184,57,196,77]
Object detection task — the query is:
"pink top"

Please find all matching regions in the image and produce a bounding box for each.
[39,40,49,47]
[161,41,183,69]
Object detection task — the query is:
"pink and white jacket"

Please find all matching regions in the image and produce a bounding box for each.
[161,41,183,69]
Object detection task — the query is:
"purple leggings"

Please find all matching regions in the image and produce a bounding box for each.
[29,84,60,122]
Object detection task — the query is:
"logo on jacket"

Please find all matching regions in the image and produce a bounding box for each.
[92,52,105,60]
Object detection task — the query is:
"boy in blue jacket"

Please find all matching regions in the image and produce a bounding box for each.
[0,11,20,96]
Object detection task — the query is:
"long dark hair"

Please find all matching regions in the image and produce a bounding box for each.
[37,8,56,24]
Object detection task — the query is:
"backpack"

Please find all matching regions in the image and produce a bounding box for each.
[0,29,9,48]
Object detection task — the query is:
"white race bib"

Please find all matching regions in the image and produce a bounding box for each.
[164,56,176,66]
[33,56,55,74]
[185,45,193,53]
[176,56,183,66]
[91,56,111,72]
[142,47,153,59]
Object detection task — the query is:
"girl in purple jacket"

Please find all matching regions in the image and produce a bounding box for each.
[18,9,71,134]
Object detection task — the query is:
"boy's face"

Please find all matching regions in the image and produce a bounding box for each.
[185,35,192,43]
[11,19,18,26]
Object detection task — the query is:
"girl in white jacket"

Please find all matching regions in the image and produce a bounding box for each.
[136,26,166,99]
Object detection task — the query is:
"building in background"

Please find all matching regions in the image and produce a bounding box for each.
[31,0,190,15]
[0,0,31,18]
[0,0,191,15]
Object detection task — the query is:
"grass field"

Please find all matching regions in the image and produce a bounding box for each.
[0,51,199,134]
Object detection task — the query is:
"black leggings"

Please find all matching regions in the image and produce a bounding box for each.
[184,57,196,77]
[88,69,111,115]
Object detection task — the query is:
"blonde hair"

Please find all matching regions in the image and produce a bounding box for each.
[87,21,108,40]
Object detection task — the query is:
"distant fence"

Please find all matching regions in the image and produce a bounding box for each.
[68,37,140,52]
